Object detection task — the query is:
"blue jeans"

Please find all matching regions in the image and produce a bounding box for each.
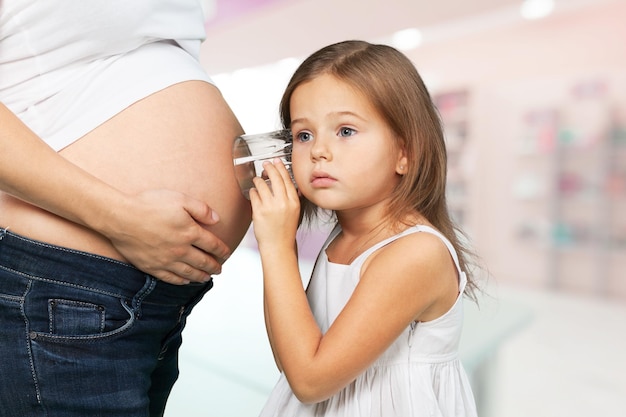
[0,229,213,417]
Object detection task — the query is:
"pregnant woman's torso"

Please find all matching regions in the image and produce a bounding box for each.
[0,81,251,261]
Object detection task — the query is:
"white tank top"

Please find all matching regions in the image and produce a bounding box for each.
[0,0,214,150]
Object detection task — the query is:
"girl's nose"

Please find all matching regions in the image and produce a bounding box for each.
[310,136,331,161]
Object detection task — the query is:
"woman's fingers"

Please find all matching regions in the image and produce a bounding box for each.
[108,189,231,285]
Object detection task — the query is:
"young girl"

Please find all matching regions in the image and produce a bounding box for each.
[249,40,479,417]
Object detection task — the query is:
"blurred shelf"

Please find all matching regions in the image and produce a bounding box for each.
[513,78,626,299]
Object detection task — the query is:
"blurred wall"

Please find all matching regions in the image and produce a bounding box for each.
[206,0,626,300]
[400,1,626,299]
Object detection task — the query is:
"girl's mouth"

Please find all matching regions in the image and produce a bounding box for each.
[311,172,336,188]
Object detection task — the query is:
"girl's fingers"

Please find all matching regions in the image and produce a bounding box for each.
[251,159,296,204]
[260,160,286,195]
[274,159,295,186]
[266,159,297,197]
[251,176,272,200]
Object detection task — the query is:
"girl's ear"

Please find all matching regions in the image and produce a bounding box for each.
[395,151,408,175]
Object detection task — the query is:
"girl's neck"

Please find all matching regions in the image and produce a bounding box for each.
[328,210,428,265]
[335,210,388,239]
[329,209,401,265]
[326,221,388,265]
[335,208,423,238]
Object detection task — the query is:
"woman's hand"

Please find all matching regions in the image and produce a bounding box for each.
[249,159,300,251]
[104,189,232,286]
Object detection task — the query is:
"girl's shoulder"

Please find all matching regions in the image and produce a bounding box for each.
[362,225,457,275]
[384,225,451,261]
[359,224,463,322]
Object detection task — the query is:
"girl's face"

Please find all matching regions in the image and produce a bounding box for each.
[289,74,407,213]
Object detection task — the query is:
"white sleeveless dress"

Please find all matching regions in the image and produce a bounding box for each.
[259,225,478,417]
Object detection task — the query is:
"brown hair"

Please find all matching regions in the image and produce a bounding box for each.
[280,40,479,297]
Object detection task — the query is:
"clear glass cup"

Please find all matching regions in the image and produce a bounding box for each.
[232,129,296,199]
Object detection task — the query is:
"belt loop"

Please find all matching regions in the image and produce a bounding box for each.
[0,228,7,240]
[132,275,157,319]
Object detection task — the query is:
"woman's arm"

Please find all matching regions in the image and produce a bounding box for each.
[251,160,458,403]
[0,103,231,285]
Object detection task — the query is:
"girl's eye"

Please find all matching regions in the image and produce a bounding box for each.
[296,132,313,143]
[338,127,356,137]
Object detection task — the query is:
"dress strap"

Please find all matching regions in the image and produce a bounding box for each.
[320,224,342,252]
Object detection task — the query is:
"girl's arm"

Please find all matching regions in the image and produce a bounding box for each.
[263,293,283,371]
[251,160,459,404]
[0,103,230,285]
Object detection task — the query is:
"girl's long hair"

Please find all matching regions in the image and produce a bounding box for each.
[280,40,479,297]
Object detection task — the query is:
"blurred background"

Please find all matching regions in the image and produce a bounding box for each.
[165,0,626,416]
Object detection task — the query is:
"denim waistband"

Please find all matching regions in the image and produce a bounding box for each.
[0,228,211,305]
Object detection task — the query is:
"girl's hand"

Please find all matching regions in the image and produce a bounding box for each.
[249,159,300,250]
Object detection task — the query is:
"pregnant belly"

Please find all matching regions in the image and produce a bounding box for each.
[0,81,251,261]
